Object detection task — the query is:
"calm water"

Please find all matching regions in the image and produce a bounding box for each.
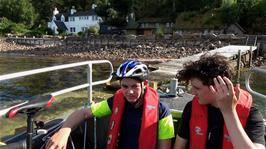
[0,55,266,117]
[0,55,115,110]
[245,71,266,117]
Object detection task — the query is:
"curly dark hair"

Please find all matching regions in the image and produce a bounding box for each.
[176,53,233,86]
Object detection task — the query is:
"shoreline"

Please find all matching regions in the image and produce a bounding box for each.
[1,39,265,66]
[0,38,215,61]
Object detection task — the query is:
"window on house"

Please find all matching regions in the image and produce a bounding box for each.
[61,15,65,22]
[69,17,75,21]
[82,27,87,32]
[145,23,149,28]
[166,22,170,27]
[70,27,76,32]
[171,23,174,27]
[156,23,159,28]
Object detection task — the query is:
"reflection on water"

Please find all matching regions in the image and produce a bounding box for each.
[0,55,114,109]
[246,71,266,117]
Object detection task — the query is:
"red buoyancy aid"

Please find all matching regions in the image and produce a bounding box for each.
[106,86,159,149]
[189,88,252,149]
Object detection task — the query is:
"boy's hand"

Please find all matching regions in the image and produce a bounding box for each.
[45,127,71,149]
[210,76,238,113]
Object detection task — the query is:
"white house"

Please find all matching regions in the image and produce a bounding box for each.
[48,5,102,34]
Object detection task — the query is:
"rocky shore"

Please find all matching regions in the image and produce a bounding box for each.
[0,37,222,60]
[1,37,265,66]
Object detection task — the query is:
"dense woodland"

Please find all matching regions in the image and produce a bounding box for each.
[0,0,266,36]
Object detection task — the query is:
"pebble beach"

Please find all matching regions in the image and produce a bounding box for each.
[1,37,265,66]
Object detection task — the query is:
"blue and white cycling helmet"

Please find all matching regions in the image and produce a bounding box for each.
[114,60,149,81]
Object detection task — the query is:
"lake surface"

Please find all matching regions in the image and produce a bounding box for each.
[0,55,115,110]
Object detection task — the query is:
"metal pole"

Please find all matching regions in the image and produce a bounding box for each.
[83,63,97,149]
[86,63,97,149]
[236,50,241,84]
[26,113,34,149]
[249,46,253,67]
[256,43,260,57]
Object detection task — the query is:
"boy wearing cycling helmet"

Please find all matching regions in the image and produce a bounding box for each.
[46,60,174,149]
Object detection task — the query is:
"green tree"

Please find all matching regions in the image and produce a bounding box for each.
[94,0,107,19]
[30,0,54,27]
[96,0,133,27]
[236,0,262,31]
[222,0,237,7]
[239,0,266,33]
[87,25,100,35]
[0,18,13,35]
[133,0,162,18]
[0,0,37,27]
[0,17,28,35]
[219,5,239,25]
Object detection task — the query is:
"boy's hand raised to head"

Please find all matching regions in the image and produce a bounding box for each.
[210,76,238,113]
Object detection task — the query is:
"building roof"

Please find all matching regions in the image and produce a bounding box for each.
[52,9,97,22]
[137,18,173,23]
[123,20,139,29]
[54,21,68,31]
[54,13,69,21]
[69,9,97,17]
[228,23,246,33]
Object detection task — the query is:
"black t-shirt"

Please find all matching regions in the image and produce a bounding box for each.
[177,101,265,149]
[107,97,171,149]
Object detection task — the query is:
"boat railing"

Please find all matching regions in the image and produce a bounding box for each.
[0,60,113,112]
[0,60,113,149]
[245,67,266,100]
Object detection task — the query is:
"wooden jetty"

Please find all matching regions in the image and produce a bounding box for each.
[150,45,257,111]
[150,45,257,80]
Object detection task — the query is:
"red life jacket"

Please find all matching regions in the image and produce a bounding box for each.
[106,86,159,149]
[189,89,252,149]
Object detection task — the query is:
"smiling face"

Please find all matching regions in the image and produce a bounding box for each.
[190,78,216,105]
[120,78,143,103]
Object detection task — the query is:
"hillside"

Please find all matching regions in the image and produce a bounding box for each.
[175,9,225,30]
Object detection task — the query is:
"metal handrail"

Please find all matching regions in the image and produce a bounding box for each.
[0,60,112,82]
[0,60,114,149]
[254,36,257,46]
[245,36,249,45]
[0,60,113,98]
[245,67,266,100]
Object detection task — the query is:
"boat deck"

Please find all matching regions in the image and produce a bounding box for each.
[160,93,194,111]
